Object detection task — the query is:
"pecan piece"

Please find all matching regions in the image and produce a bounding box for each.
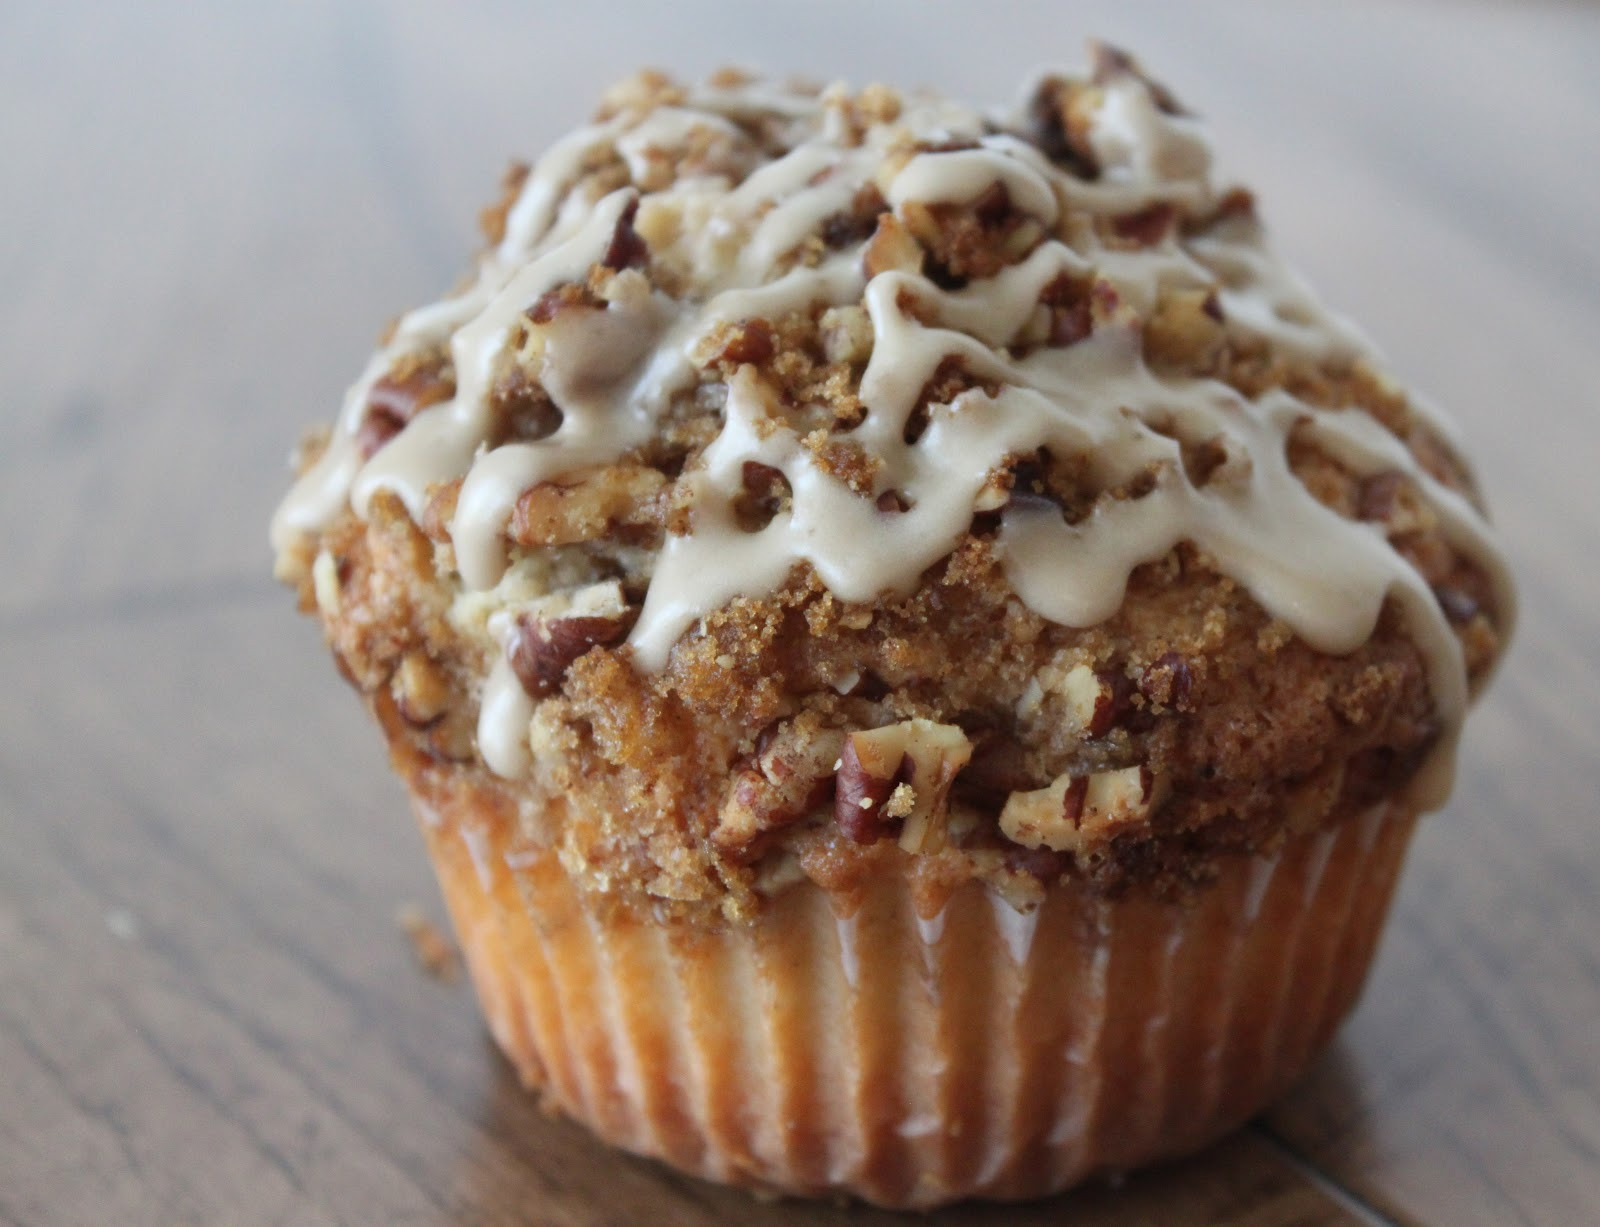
[862,212,924,278]
[489,366,563,443]
[821,183,887,248]
[1144,288,1226,368]
[1215,187,1257,222]
[956,734,1036,808]
[998,774,1089,852]
[601,198,649,271]
[1022,75,1099,178]
[735,461,791,531]
[1061,664,1133,737]
[711,319,775,368]
[1110,203,1177,247]
[819,304,874,364]
[420,479,461,543]
[835,735,902,843]
[999,765,1164,854]
[833,720,973,849]
[356,360,455,458]
[393,651,451,726]
[509,464,666,547]
[508,612,630,698]
[525,282,600,325]
[713,720,844,862]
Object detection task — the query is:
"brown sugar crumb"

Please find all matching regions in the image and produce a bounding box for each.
[901,183,1046,284]
[396,904,460,980]
[803,432,880,494]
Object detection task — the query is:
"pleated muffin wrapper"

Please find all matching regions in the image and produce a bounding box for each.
[412,774,1417,1210]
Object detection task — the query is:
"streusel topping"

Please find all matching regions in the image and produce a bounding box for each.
[274,49,1511,916]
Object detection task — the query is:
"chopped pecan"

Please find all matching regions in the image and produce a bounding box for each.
[1144,288,1226,368]
[711,318,775,368]
[956,734,1037,807]
[507,612,631,698]
[819,304,874,364]
[712,720,844,861]
[310,550,343,616]
[972,181,1013,229]
[833,720,974,849]
[1021,75,1099,178]
[835,735,902,842]
[1214,187,1257,223]
[735,461,791,530]
[821,182,887,248]
[393,651,451,726]
[862,212,924,278]
[1081,766,1165,837]
[998,765,1163,853]
[526,282,600,325]
[601,198,649,271]
[420,479,461,543]
[1038,271,1095,348]
[1049,298,1093,348]
[1061,664,1134,737]
[509,464,666,547]
[998,774,1088,852]
[902,187,1040,284]
[489,366,563,443]
[1357,470,1432,535]
[356,361,456,458]
[1110,203,1177,247]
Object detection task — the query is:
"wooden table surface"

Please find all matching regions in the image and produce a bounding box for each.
[4,2,1597,1223]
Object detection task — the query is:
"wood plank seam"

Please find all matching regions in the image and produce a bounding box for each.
[1252,1123,1402,1227]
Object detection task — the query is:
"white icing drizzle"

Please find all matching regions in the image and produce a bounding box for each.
[888,143,1060,225]
[478,654,534,778]
[271,61,1512,801]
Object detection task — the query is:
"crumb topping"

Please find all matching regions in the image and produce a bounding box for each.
[273,45,1512,918]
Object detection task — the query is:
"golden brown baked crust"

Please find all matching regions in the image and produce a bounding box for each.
[277,65,1507,920]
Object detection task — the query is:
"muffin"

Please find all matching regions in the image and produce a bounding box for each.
[270,45,1512,1208]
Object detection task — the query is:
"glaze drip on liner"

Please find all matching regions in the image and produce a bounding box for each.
[270,57,1512,801]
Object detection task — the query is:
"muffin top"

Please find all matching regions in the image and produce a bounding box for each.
[273,47,1512,919]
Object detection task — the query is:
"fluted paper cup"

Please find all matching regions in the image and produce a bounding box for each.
[412,772,1415,1209]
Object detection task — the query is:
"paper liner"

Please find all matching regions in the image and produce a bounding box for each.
[417,792,1417,1209]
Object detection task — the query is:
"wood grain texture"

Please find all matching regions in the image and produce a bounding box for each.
[2,1,1595,1223]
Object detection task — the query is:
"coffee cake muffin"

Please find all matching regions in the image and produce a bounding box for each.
[271,45,1512,1207]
